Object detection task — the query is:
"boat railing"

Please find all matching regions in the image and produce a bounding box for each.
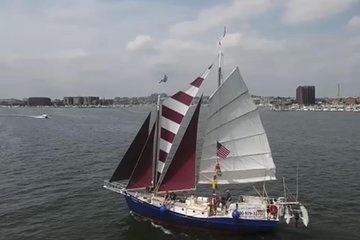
[103,180,127,195]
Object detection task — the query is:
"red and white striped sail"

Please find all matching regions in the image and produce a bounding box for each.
[157,97,202,193]
[157,65,212,174]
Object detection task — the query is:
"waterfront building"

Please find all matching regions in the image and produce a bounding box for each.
[27,97,51,106]
[52,99,64,106]
[73,97,84,105]
[296,86,315,105]
[0,98,26,106]
[63,97,74,105]
[83,96,99,105]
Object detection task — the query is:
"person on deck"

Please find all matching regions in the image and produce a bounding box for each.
[167,192,176,205]
[215,162,222,177]
[211,193,218,215]
[211,175,218,191]
[220,196,226,212]
[163,191,169,204]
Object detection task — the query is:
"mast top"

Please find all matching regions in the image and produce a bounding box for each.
[218,27,226,87]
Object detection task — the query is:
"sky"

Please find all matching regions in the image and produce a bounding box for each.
[1,0,360,99]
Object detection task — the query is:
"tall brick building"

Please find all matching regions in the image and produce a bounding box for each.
[296,86,315,105]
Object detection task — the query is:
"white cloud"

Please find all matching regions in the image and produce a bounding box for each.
[1,0,360,98]
[347,16,360,30]
[170,0,273,36]
[223,32,286,51]
[0,49,88,65]
[52,49,89,60]
[283,0,359,24]
[126,35,154,52]
[223,32,243,47]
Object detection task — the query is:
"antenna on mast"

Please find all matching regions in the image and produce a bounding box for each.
[218,27,226,87]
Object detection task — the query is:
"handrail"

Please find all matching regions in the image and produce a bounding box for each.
[103,180,127,195]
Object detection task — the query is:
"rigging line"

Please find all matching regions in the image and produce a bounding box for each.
[202,132,267,149]
[200,167,274,175]
[252,185,262,198]
[199,173,214,182]
[201,151,273,164]
[207,88,249,120]
[283,177,287,203]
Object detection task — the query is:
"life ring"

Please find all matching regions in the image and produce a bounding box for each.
[268,205,278,215]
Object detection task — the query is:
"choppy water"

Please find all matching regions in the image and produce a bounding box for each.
[0,107,359,240]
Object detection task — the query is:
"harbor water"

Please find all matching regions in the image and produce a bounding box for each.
[0,107,359,240]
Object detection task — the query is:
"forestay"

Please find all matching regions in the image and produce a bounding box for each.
[198,67,276,184]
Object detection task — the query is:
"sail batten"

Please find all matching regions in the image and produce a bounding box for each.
[207,89,250,120]
[199,67,276,184]
[206,108,258,135]
[202,132,266,148]
[201,151,273,162]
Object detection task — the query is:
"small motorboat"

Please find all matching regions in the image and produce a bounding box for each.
[39,114,49,119]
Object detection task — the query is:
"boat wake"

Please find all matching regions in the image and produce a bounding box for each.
[130,211,173,235]
[0,114,48,119]
[150,222,172,235]
[31,114,49,119]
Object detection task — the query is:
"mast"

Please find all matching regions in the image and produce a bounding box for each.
[218,50,222,87]
[152,95,161,191]
[218,27,226,87]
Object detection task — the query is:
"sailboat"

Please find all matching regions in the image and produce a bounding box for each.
[104,36,309,233]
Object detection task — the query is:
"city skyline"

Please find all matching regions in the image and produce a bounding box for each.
[1,0,360,99]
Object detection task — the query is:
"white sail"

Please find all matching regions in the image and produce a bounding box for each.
[198,67,276,184]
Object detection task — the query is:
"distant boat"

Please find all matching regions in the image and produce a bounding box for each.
[35,114,49,119]
[104,33,309,233]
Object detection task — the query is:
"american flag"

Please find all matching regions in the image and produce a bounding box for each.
[216,141,230,159]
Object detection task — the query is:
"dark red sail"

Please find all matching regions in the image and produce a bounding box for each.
[126,121,156,191]
[157,97,202,192]
[109,113,150,182]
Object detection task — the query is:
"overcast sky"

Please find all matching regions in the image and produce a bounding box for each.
[1,0,360,99]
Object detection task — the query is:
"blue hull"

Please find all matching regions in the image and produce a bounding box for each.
[124,195,278,234]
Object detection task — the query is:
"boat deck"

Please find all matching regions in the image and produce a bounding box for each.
[137,192,278,220]
[103,181,280,221]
